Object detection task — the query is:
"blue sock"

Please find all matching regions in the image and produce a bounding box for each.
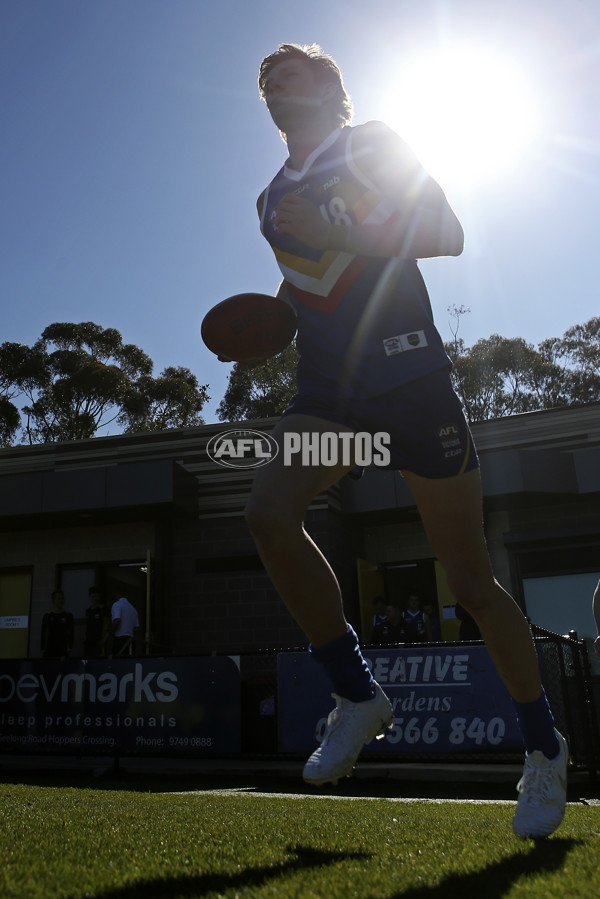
[310,624,374,702]
[512,688,560,759]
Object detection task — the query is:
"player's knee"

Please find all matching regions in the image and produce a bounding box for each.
[444,568,496,615]
[244,496,291,547]
[244,496,270,539]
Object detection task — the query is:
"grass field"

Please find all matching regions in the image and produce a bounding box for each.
[1,773,599,898]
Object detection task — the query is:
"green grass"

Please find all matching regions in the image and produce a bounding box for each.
[0,779,599,898]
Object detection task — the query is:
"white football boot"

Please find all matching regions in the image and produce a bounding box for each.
[512,729,568,838]
[303,682,393,785]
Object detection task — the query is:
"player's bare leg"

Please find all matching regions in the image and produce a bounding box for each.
[245,413,355,647]
[403,466,567,836]
[401,467,541,702]
[245,413,393,783]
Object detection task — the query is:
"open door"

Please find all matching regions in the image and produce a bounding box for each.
[0,570,32,658]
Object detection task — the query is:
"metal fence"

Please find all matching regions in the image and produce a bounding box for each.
[1,627,598,779]
[240,628,600,780]
[531,624,600,779]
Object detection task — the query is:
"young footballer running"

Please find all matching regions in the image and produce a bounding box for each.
[245,43,567,838]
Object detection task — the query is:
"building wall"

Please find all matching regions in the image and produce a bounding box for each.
[359,498,598,600]
[363,518,432,566]
[0,405,598,659]
[507,497,600,536]
[167,508,355,654]
[0,520,155,657]
[169,513,303,654]
[362,512,515,592]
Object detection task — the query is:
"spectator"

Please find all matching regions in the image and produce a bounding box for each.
[41,590,74,659]
[370,595,387,640]
[423,601,442,641]
[84,586,108,658]
[372,601,406,644]
[402,595,427,643]
[110,595,140,657]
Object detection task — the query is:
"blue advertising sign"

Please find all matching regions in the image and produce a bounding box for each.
[278,646,522,755]
[0,656,240,756]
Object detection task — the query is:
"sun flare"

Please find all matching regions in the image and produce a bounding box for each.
[382,46,540,188]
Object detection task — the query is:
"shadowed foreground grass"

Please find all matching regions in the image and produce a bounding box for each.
[0,782,599,898]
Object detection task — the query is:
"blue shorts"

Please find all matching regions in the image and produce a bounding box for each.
[282,367,479,478]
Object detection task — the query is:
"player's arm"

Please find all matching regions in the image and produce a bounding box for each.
[275,121,463,259]
[214,191,276,368]
[275,279,296,307]
[259,192,293,308]
[347,121,463,258]
[226,280,292,369]
[257,189,267,221]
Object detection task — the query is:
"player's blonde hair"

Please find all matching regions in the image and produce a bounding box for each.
[258,43,353,129]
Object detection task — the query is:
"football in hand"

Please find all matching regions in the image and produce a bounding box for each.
[201,293,297,363]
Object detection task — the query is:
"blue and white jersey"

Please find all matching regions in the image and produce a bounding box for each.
[259,123,451,398]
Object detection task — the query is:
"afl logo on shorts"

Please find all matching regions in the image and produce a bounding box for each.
[206,429,279,469]
[383,337,401,356]
[437,422,463,458]
[438,423,460,439]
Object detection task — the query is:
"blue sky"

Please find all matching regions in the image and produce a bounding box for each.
[2,0,599,425]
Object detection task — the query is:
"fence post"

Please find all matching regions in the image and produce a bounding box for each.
[569,630,600,782]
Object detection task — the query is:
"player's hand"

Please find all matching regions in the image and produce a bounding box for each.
[239,357,268,369]
[275,193,330,248]
[218,354,267,369]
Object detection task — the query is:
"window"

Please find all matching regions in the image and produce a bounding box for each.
[507,536,600,674]
[523,570,599,641]
[0,569,32,659]
[59,560,148,658]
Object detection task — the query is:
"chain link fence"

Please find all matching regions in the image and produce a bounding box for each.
[531,624,600,779]
[240,629,600,779]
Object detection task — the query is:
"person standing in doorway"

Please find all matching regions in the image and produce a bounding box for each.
[41,590,74,659]
[84,586,108,658]
[110,595,139,657]
[402,595,427,643]
[371,601,406,644]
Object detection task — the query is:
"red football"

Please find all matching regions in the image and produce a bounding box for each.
[201,293,297,362]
